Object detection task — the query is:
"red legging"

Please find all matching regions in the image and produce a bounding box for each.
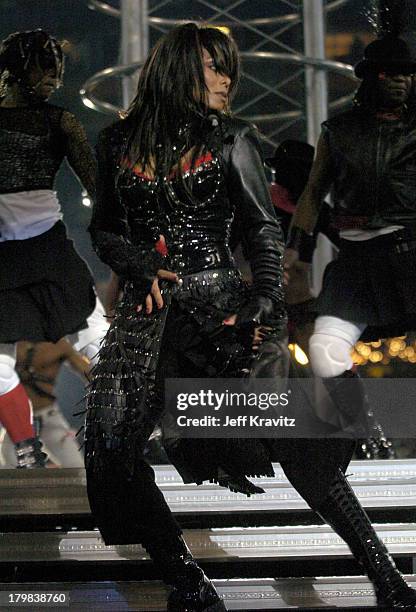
[0,383,35,443]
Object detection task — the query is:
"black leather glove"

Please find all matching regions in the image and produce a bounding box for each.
[91,229,165,303]
[235,295,274,331]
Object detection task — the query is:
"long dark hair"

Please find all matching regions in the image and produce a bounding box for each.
[122,22,240,177]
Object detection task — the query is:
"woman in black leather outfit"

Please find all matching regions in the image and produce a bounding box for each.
[85,23,415,611]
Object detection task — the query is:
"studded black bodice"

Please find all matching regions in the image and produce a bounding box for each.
[117,151,233,272]
[90,115,285,308]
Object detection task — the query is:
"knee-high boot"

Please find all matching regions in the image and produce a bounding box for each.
[323,370,395,458]
[142,532,226,612]
[315,467,416,608]
[323,370,370,437]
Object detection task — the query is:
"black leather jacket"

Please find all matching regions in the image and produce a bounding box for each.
[323,108,416,229]
[90,114,285,320]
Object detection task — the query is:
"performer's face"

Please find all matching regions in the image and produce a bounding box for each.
[377,71,413,108]
[202,48,231,111]
[26,65,59,100]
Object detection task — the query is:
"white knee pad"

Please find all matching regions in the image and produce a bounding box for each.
[309,333,354,378]
[0,345,19,395]
[308,316,366,378]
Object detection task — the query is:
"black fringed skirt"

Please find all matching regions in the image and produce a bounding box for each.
[85,267,354,545]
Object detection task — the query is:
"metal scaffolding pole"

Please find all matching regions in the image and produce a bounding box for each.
[303,0,328,144]
[121,0,149,108]
[303,0,333,293]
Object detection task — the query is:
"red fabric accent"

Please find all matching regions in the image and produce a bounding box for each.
[180,151,213,175]
[120,157,154,180]
[122,152,214,180]
[0,383,34,443]
[155,235,168,256]
[270,183,296,214]
[376,111,401,121]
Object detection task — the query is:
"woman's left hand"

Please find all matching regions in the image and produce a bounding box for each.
[223,314,271,351]
[136,269,179,314]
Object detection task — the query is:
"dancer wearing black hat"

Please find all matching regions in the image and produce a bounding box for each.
[267,140,394,460]
[0,30,107,467]
[285,2,416,606]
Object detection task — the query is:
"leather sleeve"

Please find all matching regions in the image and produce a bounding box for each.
[227,125,285,319]
[89,127,164,293]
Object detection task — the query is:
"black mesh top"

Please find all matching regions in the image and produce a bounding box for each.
[0,102,96,198]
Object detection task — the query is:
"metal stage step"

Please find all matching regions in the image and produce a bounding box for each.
[1,460,416,530]
[1,576,416,610]
[1,523,416,582]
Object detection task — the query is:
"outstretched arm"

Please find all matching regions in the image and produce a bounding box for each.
[287,131,334,247]
[60,111,97,201]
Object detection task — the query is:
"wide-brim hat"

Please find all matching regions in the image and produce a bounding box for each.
[355,32,416,79]
[265,140,314,199]
[265,139,314,171]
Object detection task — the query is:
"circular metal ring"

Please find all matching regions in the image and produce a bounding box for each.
[80,52,356,116]
[88,0,350,27]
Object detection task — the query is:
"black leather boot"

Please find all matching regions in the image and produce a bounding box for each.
[355,436,396,460]
[217,474,265,496]
[14,437,47,468]
[323,370,395,454]
[316,468,416,609]
[323,370,370,437]
[143,534,226,611]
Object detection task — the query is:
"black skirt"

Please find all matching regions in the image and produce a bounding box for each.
[315,233,416,340]
[0,221,96,343]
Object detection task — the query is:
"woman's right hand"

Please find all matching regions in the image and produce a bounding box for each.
[137,269,179,314]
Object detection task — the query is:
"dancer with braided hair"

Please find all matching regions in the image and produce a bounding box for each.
[0,30,107,468]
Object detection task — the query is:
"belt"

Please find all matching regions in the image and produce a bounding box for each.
[340,227,416,253]
[172,267,241,293]
[168,244,234,273]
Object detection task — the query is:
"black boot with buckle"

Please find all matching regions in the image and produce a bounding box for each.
[143,533,226,611]
[315,468,416,609]
[14,437,47,468]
